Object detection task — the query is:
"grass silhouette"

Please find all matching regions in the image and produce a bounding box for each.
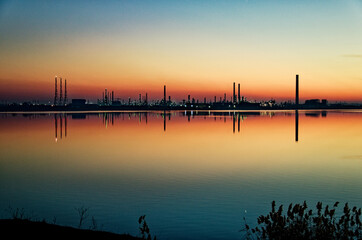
[241,201,362,240]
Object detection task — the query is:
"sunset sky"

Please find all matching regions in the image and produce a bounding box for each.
[0,0,361,103]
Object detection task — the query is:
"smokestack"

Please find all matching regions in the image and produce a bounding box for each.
[59,77,63,105]
[233,82,236,104]
[145,93,148,105]
[238,83,240,103]
[105,89,108,105]
[168,96,171,103]
[296,75,299,108]
[64,79,67,105]
[112,91,114,104]
[164,85,166,105]
[54,76,58,105]
[188,95,190,103]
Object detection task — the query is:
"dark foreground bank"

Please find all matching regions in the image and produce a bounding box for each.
[0,219,141,240]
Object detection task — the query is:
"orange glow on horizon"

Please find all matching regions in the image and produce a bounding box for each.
[1,78,361,103]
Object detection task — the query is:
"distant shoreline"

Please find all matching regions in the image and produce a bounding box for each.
[0,104,361,113]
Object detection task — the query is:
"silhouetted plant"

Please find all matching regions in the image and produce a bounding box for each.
[242,201,362,240]
[7,206,26,220]
[75,206,89,229]
[138,215,156,240]
[90,216,98,230]
[52,216,57,225]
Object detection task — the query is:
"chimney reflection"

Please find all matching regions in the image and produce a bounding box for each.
[60,114,63,139]
[163,111,166,132]
[54,114,57,142]
[54,113,67,142]
[65,114,67,137]
[233,114,235,133]
[295,110,299,142]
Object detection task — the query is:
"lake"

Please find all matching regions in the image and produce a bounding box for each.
[0,110,361,239]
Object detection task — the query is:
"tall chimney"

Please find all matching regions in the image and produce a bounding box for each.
[54,76,58,105]
[233,82,236,104]
[164,85,166,104]
[64,79,67,105]
[59,77,63,105]
[145,93,148,105]
[238,83,240,103]
[296,74,299,108]
[112,91,114,104]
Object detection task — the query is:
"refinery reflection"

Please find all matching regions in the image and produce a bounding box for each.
[49,111,307,142]
[54,113,67,142]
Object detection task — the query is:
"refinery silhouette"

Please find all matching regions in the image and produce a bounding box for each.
[0,74,361,111]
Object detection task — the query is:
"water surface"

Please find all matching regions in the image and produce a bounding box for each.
[0,110,361,239]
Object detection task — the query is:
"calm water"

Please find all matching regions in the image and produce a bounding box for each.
[0,110,362,239]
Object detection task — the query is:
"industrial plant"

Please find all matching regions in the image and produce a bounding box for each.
[1,74,360,112]
[53,76,67,106]
[58,75,332,110]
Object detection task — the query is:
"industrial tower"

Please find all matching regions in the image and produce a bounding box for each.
[54,76,58,105]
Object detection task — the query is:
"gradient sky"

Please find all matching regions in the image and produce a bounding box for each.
[0,0,361,103]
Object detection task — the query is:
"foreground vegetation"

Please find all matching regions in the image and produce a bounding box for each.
[242,201,362,240]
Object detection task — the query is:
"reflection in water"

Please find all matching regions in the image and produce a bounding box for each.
[51,111,302,141]
[164,111,166,132]
[8,110,347,146]
[305,111,328,118]
[65,115,67,137]
[54,113,68,142]
[295,110,299,142]
[54,114,57,142]
[60,114,62,139]
[232,112,246,134]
